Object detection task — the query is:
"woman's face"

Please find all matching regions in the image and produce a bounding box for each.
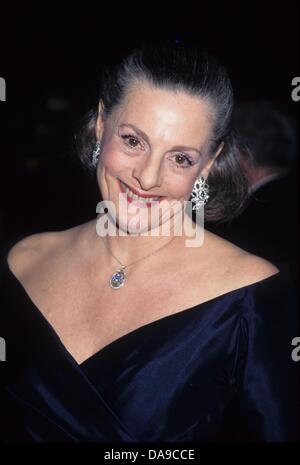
[95,81,221,235]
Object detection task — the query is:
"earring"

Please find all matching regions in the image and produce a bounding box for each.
[191,176,210,210]
[92,140,102,167]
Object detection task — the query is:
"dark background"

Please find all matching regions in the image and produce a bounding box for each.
[0,2,299,249]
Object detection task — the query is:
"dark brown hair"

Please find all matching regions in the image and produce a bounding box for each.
[75,40,249,223]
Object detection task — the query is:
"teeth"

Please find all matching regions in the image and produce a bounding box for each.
[126,188,160,202]
[120,181,161,202]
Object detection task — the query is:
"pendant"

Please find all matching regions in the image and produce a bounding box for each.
[109,266,126,289]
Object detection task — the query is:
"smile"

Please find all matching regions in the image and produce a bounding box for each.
[118,179,165,207]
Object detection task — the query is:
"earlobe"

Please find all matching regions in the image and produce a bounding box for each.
[95,100,105,140]
[201,142,224,178]
[200,161,213,179]
[201,165,212,179]
[98,99,105,114]
[216,141,225,157]
[95,116,101,140]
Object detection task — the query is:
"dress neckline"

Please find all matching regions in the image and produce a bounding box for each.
[3,256,281,368]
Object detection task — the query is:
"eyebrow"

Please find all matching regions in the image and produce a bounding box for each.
[119,123,203,156]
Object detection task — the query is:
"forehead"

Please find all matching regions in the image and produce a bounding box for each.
[113,81,214,145]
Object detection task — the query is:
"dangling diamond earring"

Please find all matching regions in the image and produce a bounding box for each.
[92,140,102,167]
[191,176,210,210]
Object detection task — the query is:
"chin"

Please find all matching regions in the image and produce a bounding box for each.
[117,216,162,235]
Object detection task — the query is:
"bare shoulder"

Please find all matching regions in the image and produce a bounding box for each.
[237,253,280,282]
[202,230,280,289]
[223,243,280,289]
[7,231,61,279]
[6,220,95,282]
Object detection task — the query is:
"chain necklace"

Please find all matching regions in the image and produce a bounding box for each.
[100,234,178,290]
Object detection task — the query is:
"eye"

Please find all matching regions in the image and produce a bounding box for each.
[172,153,194,169]
[121,134,142,150]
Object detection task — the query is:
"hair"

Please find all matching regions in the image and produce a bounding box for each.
[75,39,249,223]
[232,100,297,171]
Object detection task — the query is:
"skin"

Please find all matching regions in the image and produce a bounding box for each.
[6,80,279,364]
[95,80,224,264]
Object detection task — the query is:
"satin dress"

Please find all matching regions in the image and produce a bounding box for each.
[0,243,299,443]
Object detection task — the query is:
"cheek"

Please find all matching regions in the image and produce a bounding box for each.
[101,136,137,172]
[165,177,196,200]
[98,146,128,180]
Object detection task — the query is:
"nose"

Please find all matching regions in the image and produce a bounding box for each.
[132,153,164,192]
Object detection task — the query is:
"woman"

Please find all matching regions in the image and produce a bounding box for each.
[0,41,298,442]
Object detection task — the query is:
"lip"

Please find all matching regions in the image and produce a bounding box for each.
[118,179,164,199]
[118,179,165,207]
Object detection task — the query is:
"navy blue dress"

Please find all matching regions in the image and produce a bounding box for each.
[0,245,299,443]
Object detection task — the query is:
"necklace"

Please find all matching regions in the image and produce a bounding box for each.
[100,234,178,290]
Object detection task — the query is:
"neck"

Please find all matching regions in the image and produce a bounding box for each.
[86,207,202,269]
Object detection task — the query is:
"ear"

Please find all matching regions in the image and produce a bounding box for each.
[201,141,224,179]
[95,99,105,140]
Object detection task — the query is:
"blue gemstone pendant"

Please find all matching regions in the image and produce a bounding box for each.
[109,266,126,289]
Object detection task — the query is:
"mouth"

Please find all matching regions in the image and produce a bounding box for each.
[118,179,166,208]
